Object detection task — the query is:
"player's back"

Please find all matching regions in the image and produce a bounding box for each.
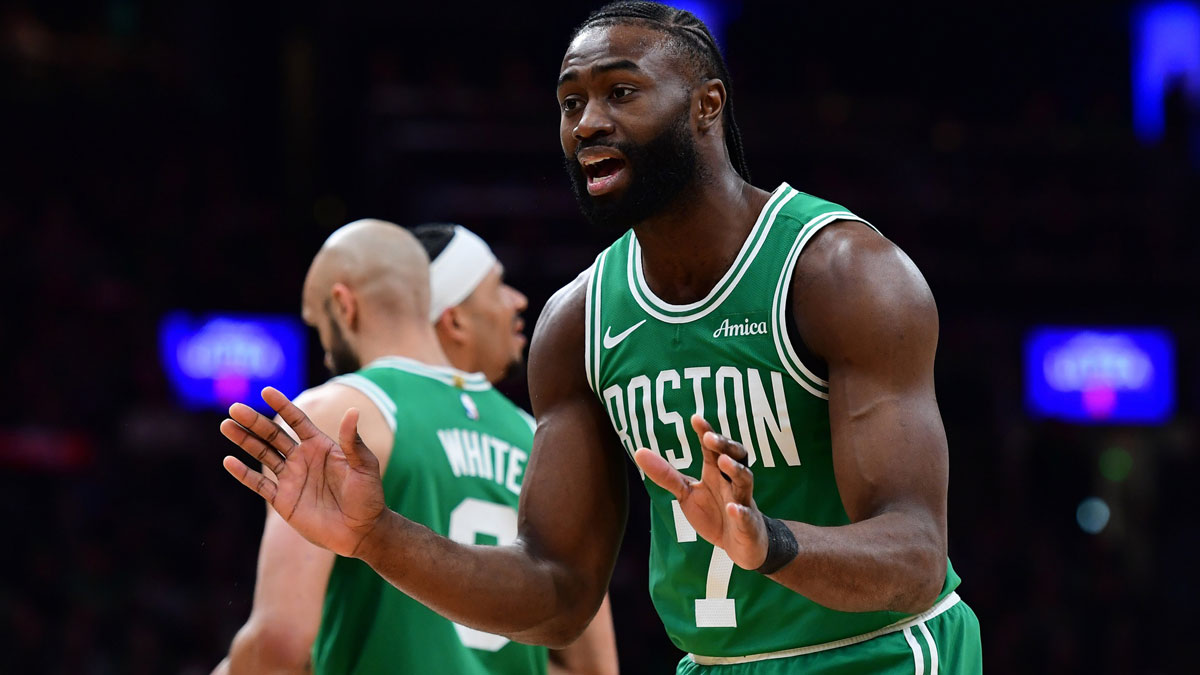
[311,356,547,675]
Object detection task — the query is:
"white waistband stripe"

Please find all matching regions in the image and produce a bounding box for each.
[919,621,939,675]
[904,626,925,675]
[688,591,961,666]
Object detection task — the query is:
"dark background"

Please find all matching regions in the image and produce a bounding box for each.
[2,1,1198,673]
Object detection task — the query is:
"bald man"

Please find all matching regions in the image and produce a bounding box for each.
[213,220,554,674]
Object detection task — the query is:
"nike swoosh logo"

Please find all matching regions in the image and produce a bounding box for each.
[603,320,647,349]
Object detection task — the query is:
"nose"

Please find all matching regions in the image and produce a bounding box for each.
[573,100,614,142]
[506,284,528,313]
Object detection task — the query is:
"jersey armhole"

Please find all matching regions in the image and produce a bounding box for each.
[583,251,608,398]
[328,374,398,433]
[770,212,876,400]
[517,408,536,433]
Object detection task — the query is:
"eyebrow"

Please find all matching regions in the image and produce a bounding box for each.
[557,59,643,88]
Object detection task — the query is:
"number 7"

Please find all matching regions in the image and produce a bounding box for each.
[672,499,737,627]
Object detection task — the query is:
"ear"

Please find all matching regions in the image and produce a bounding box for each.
[695,78,727,134]
[434,305,471,345]
[330,282,358,330]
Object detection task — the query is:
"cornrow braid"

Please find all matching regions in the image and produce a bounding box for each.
[572,1,752,182]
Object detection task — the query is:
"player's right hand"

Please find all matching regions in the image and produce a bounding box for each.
[635,415,769,571]
[220,386,388,559]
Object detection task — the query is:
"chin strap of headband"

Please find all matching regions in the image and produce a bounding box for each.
[428,226,497,322]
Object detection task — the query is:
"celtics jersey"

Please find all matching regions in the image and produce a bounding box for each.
[311,356,548,675]
[584,183,961,659]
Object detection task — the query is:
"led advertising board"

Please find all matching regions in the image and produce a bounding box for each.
[1025,327,1174,424]
[160,312,306,413]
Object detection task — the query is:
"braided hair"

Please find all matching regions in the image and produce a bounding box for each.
[570,1,751,182]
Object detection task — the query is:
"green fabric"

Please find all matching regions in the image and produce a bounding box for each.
[585,183,964,658]
[311,356,547,675]
[675,599,983,674]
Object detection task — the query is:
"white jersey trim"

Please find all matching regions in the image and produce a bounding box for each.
[329,374,398,433]
[364,355,492,392]
[517,408,537,433]
[770,211,862,396]
[771,210,878,398]
[584,252,608,397]
[687,591,961,666]
[584,259,596,394]
[627,183,796,324]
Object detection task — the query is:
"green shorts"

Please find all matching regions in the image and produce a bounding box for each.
[677,596,982,675]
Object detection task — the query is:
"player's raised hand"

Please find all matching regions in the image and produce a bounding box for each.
[633,415,768,570]
[220,387,388,559]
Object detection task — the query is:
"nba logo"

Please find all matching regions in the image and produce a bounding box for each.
[460,392,479,420]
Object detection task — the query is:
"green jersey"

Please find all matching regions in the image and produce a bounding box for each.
[311,356,548,675]
[584,183,962,659]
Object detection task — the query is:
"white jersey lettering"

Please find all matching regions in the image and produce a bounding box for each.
[656,369,693,469]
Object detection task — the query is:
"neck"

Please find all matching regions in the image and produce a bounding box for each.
[632,169,771,305]
[440,341,479,375]
[355,320,451,370]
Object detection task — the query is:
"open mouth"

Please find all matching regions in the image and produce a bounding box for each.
[580,154,628,196]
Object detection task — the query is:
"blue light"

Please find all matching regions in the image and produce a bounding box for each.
[1132,2,1200,143]
[1025,327,1174,424]
[159,312,306,413]
[670,1,738,48]
[1076,497,1111,535]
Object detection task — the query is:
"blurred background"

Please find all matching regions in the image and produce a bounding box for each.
[2,0,1198,672]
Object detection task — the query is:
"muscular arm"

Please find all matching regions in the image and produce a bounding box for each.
[548,594,619,675]
[350,277,629,647]
[216,385,394,674]
[766,221,948,613]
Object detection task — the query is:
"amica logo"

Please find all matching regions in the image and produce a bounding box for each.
[713,318,768,338]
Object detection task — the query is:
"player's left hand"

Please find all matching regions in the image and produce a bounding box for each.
[634,415,768,570]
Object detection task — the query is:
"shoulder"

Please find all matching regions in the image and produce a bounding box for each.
[532,269,590,356]
[772,187,857,228]
[543,267,591,325]
[792,221,937,363]
[294,379,396,462]
[527,269,592,414]
[292,382,366,420]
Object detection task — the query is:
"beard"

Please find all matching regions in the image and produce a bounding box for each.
[564,106,699,230]
[326,318,361,376]
[499,353,524,384]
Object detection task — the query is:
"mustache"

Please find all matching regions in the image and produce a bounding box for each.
[574,139,629,158]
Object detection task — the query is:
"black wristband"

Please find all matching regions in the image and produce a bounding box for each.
[754,514,799,575]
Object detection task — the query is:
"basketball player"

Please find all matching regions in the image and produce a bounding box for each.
[414,222,619,675]
[213,220,610,674]
[218,3,983,672]
[414,223,529,385]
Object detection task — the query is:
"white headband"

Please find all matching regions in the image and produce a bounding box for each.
[428,226,498,322]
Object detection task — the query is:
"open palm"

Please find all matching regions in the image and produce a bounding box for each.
[634,415,769,570]
[220,387,388,558]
